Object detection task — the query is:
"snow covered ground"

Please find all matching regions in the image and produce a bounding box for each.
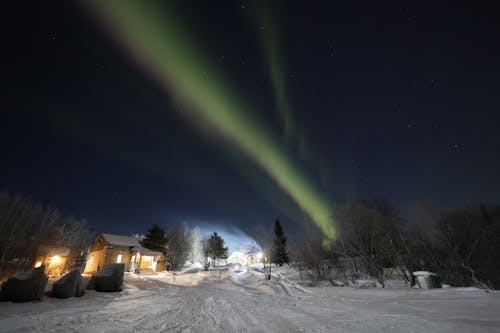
[1,265,499,332]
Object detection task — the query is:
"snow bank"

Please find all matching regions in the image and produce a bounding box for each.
[1,265,499,332]
[178,262,203,275]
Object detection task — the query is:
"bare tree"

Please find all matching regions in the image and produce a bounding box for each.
[432,205,500,288]
[247,224,272,253]
[0,192,93,276]
[60,217,93,249]
[166,223,190,271]
[335,198,404,287]
[202,236,210,270]
[247,224,274,279]
[290,220,342,284]
[189,226,203,264]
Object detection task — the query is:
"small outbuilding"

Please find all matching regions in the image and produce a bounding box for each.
[413,271,442,289]
[84,233,164,274]
[33,245,83,276]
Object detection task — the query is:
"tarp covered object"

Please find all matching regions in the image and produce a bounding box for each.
[51,269,86,298]
[88,263,125,292]
[413,271,443,289]
[1,266,48,302]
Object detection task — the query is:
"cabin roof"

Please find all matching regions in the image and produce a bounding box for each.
[131,246,163,256]
[99,233,163,256]
[101,233,142,247]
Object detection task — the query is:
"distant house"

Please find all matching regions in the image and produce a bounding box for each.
[245,252,261,265]
[227,251,262,266]
[84,233,164,274]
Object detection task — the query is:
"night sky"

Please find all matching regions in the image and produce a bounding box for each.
[2,1,500,239]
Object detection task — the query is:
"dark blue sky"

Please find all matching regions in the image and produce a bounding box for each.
[2,1,500,236]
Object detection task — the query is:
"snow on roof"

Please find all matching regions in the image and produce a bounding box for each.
[100,234,163,255]
[413,271,438,276]
[101,233,142,247]
[245,252,262,257]
[131,246,163,256]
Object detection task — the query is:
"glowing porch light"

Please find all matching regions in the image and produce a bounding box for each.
[34,261,42,268]
[50,255,62,265]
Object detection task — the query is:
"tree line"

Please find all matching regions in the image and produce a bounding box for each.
[0,190,230,275]
[0,192,93,276]
[290,198,500,289]
[4,191,497,289]
[140,224,228,270]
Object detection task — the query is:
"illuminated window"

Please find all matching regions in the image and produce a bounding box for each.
[143,255,152,262]
[130,255,136,263]
[116,254,123,263]
[34,261,42,268]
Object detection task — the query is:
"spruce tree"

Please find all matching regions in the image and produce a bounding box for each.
[141,224,169,256]
[207,232,228,266]
[271,219,289,266]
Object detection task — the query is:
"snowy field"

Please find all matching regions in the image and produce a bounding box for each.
[1,265,499,333]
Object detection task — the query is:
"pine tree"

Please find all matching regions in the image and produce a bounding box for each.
[207,232,228,267]
[141,224,168,256]
[272,219,289,266]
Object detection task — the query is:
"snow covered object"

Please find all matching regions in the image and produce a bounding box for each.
[1,265,48,302]
[51,269,86,298]
[413,271,442,289]
[88,263,125,292]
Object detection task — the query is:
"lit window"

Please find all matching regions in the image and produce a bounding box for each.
[143,255,152,262]
[130,255,136,263]
[34,261,42,268]
[116,254,123,263]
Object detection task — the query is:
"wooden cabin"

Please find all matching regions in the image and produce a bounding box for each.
[84,233,164,274]
[33,245,85,276]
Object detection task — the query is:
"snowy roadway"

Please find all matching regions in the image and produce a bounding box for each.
[1,266,500,332]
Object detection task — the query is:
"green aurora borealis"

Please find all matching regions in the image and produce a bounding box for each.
[87,1,336,240]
